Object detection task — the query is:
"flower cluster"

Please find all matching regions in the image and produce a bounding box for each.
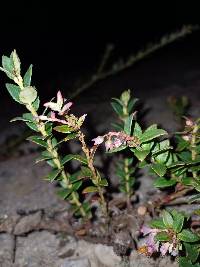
[38,91,86,130]
[139,225,179,257]
[92,131,140,151]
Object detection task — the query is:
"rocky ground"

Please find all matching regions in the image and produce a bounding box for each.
[1,39,200,266]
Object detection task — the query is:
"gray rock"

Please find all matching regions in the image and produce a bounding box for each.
[14,211,42,235]
[0,154,67,216]
[15,231,60,267]
[129,251,178,267]
[14,231,79,267]
[0,234,14,267]
[60,258,91,267]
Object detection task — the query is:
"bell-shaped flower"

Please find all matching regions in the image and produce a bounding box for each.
[92,136,105,145]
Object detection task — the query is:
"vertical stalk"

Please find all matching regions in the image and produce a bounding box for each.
[191,124,198,180]
[78,132,107,216]
[124,158,131,208]
[17,82,86,217]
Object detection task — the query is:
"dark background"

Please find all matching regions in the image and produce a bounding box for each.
[1,2,200,99]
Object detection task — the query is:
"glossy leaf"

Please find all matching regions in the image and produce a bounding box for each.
[153,177,177,188]
[140,127,167,143]
[98,179,108,186]
[2,55,13,73]
[134,149,150,161]
[6,83,21,103]
[162,210,174,228]
[54,125,73,133]
[178,229,200,242]
[151,162,167,177]
[61,154,87,165]
[149,219,166,229]
[23,64,32,86]
[155,231,170,242]
[27,135,47,147]
[184,243,200,263]
[111,101,123,116]
[82,186,98,194]
[57,188,72,199]
[133,122,142,138]
[45,169,61,182]
[124,113,134,135]
[171,210,185,233]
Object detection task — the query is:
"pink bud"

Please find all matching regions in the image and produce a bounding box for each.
[92,136,104,145]
[57,90,63,105]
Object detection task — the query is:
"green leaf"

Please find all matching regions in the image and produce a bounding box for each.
[79,166,93,178]
[171,210,185,233]
[98,179,108,186]
[11,50,21,75]
[178,229,200,242]
[54,125,73,133]
[19,86,37,104]
[168,161,186,168]
[179,258,194,267]
[133,122,142,138]
[128,98,138,113]
[5,83,21,103]
[106,145,127,153]
[184,243,200,263]
[176,135,190,151]
[124,113,134,135]
[61,132,78,141]
[140,127,167,143]
[22,113,39,132]
[26,121,39,132]
[138,160,149,168]
[27,135,47,147]
[153,177,177,188]
[72,180,82,191]
[151,162,167,177]
[155,231,170,242]
[57,188,73,199]
[82,186,98,194]
[111,97,123,106]
[134,149,150,161]
[111,101,123,116]
[35,154,53,163]
[182,177,193,186]
[149,219,166,229]
[2,55,13,73]
[10,116,32,122]
[32,97,40,111]
[23,64,32,86]
[45,169,61,182]
[162,210,174,228]
[61,154,87,165]
[152,139,170,154]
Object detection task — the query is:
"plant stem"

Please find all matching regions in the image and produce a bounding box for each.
[78,132,107,216]
[191,124,198,179]
[26,104,86,218]
[124,158,131,208]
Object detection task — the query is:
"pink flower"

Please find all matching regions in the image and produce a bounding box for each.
[160,242,170,256]
[105,140,113,151]
[92,136,105,145]
[44,91,72,115]
[140,224,179,257]
[140,226,154,236]
[38,111,68,124]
